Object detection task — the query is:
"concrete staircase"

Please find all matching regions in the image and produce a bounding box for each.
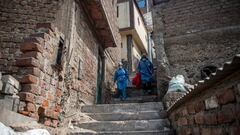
[68,101,174,135]
[110,84,158,104]
[68,79,174,135]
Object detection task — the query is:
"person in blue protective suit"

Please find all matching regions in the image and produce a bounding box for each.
[114,62,129,101]
[137,54,154,94]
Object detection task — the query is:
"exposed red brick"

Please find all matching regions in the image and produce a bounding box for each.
[38,106,45,116]
[47,92,54,101]
[179,127,192,135]
[204,113,218,125]
[180,107,188,116]
[201,128,211,135]
[42,100,49,109]
[20,42,43,53]
[187,104,195,114]
[54,105,61,112]
[91,7,103,20]
[44,110,59,119]
[19,92,36,103]
[230,127,240,135]
[18,110,30,116]
[211,128,224,135]
[193,127,200,135]
[194,101,205,113]
[174,111,181,121]
[188,116,195,125]
[55,89,62,97]
[194,112,204,124]
[36,23,55,32]
[217,105,235,123]
[25,102,36,112]
[30,33,49,39]
[52,111,59,120]
[217,89,235,105]
[23,37,44,44]
[20,75,39,84]
[16,58,40,67]
[236,104,240,119]
[177,117,188,126]
[18,67,41,77]
[22,84,40,95]
[21,51,43,60]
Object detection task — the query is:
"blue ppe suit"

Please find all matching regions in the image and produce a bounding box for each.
[114,68,128,100]
[137,57,153,83]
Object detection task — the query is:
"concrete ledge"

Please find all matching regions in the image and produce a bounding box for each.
[0,107,36,127]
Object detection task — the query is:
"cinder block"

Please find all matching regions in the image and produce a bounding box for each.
[2,83,18,95]
[2,75,20,90]
[0,95,20,112]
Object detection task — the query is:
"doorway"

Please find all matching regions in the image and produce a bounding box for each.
[96,49,105,104]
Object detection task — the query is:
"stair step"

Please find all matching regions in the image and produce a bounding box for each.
[73,119,170,131]
[69,130,174,135]
[83,111,167,121]
[81,102,164,113]
[126,88,158,97]
[110,96,158,104]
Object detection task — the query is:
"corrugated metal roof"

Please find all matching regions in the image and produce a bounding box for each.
[167,54,240,113]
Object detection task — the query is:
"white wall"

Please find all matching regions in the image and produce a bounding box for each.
[132,39,142,71]
[133,3,148,52]
[121,35,128,61]
[117,1,130,29]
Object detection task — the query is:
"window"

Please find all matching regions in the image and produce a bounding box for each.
[117,6,119,17]
[121,42,123,48]
[56,37,64,66]
[137,0,146,8]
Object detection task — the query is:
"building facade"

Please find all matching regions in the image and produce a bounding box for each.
[0,0,121,127]
[117,0,148,73]
[136,0,156,62]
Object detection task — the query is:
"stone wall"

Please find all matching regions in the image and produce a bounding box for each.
[167,60,240,135]
[153,0,240,83]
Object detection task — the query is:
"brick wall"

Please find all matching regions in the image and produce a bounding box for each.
[168,70,240,135]
[101,0,121,48]
[0,0,120,127]
[15,24,66,127]
[153,0,240,83]
[0,0,63,75]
